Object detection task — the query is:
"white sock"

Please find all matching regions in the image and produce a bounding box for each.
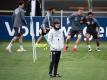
[87,45,91,49]
[20,45,24,50]
[74,45,77,48]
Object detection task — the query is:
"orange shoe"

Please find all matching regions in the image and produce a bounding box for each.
[72,47,77,53]
[64,46,68,52]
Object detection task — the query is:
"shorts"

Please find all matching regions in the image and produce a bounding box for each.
[14,27,23,37]
[86,31,98,39]
[68,29,82,38]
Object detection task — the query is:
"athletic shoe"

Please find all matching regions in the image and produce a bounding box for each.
[88,48,92,52]
[49,74,56,78]
[17,48,27,52]
[72,47,77,52]
[96,48,101,52]
[6,47,12,53]
[49,74,61,78]
[64,46,68,52]
[55,74,61,77]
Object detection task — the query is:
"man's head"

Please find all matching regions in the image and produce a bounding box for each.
[48,8,55,14]
[88,12,94,18]
[53,19,60,30]
[78,7,84,16]
[18,0,25,8]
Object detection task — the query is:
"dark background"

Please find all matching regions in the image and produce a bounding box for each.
[0,0,107,16]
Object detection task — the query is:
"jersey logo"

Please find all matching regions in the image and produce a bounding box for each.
[15,9,19,15]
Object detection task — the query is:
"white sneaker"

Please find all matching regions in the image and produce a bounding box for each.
[88,48,92,52]
[17,48,27,52]
[6,47,12,53]
[21,48,27,52]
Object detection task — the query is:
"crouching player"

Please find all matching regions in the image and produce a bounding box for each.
[48,19,64,78]
[85,12,101,51]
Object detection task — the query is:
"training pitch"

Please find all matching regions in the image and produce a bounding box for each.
[0,41,107,80]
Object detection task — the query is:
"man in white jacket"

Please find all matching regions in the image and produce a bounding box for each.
[48,19,64,78]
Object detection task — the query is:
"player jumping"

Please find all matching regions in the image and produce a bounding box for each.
[64,7,86,52]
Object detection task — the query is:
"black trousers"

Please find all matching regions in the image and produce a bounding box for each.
[49,51,61,76]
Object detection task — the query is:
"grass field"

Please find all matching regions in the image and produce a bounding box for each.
[0,41,107,80]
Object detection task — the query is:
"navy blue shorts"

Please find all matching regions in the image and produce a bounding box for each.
[86,31,98,39]
[68,29,82,38]
[14,27,23,37]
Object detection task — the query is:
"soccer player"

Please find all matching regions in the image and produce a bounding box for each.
[6,1,27,53]
[85,12,100,51]
[36,8,55,44]
[48,19,64,78]
[64,7,86,52]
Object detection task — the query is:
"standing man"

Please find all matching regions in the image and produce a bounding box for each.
[64,7,86,52]
[48,19,64,78]
[6,0,27,53]
[85,12,100,51]
[36,8,55,44]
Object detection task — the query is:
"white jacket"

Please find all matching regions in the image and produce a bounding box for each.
[48,28,64,51]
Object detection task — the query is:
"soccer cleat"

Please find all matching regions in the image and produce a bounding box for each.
[64,46,68,52]
[6,47,12,53]
[88,48,92,52]
[96,48,101,52]
[72,47,77,52]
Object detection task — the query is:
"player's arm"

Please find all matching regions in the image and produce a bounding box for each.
[67,13,74,24]
[67,13,74,27]
[20,10,27,26]
[94,18,100,30]
[94,18,100,35]
[83,16,87,24]
[42,16,48,29]
[48,30,56,49]
[60,30,64,49]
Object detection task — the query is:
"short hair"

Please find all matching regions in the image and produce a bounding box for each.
[18,0,24,5]
[48,8,55,11]
[54,19,60,24]
[88,12,94,15]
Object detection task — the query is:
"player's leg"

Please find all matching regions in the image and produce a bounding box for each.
[64,29,75,52]
[93,32,100,51]
[54,51,61,77]
[64,35,71,52]
[17,35,26,52]
[14,28,26,52]
[49,51,56,77]
[86,33,92,51]
[73,31,82,52]
[6,27,20,53]
[36,28,45,44]
[36,35,44,44]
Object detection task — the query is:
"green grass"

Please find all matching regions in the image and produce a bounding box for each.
[0,41,107,80]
